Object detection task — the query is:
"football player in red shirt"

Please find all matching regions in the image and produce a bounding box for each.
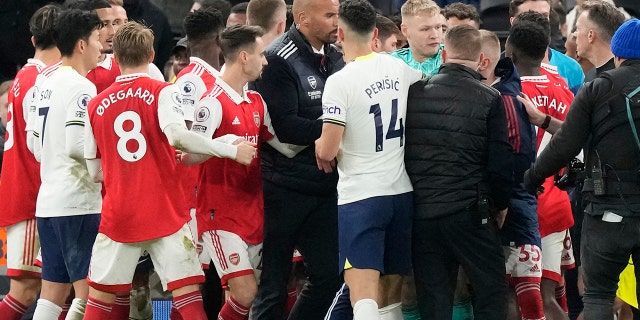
[81,22,256,320]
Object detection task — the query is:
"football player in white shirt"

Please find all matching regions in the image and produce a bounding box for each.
[30,9,104,320]
[315,1,423,319]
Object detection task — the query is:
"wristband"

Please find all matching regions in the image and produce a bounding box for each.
[541,114,551,129]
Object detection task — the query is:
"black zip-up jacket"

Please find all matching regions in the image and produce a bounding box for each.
[531,59,640,215]
[405,63,513,220]
[250,26,345,196]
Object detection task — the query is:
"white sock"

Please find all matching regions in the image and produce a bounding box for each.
[33,298,62,320]
[353,299,380,320]
[379,302,403,320]
[64,298,86,320]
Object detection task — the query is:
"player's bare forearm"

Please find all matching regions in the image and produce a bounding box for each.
[315,123,343,173]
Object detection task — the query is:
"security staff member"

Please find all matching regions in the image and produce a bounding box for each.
[524,19,640,320]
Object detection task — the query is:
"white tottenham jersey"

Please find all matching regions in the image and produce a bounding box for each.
[322,53,423,205]
[34,66,102,217]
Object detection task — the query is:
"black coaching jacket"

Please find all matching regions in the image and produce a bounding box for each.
[250,26,345,196]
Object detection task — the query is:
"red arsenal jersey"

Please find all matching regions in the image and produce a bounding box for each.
[192,79,273,244]
[0,59,46,226]
[86,73,189,242]
[87,54,121,94]
[522,72,575,237]
[174,57,220,210]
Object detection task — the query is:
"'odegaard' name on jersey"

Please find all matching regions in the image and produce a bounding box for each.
[96,87,155,115]
[365,77,400,99]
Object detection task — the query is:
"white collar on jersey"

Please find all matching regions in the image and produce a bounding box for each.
[96,54,115,70]
[189,56,220,76]
[115,73,150,82]
[215,77,252,104]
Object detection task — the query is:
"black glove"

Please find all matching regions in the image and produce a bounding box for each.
[523,167,545,195]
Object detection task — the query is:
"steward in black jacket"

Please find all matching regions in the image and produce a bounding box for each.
[405,62,513,220]
[405,25,512,320]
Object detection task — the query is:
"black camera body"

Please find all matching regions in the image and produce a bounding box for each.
[554,158,585,191]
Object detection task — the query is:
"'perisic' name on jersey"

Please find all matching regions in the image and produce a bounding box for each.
[365,76,400,99]
[96,87,155,115]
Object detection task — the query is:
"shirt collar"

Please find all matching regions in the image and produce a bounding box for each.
[116,73,150,83]
[190,56,220,76]
[97,54,115,70]
[215,77,251,105]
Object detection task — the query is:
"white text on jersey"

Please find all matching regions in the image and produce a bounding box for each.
[97,87,155,116]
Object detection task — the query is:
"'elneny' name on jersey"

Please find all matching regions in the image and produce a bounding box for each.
[96,87,155,116]
[365,76,400,99]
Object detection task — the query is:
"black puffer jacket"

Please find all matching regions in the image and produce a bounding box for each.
[250,26,344,196]
[405,63,513,220]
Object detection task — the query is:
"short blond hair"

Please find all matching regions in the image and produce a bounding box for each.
[113,22,154,68]
[401,0,440,19]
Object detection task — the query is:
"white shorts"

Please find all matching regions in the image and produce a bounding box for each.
[292,249,303,263]
[87,224,204,293]
[186,208,211,269]
[504,244,542,284]
[541,229,576,283]
[6,219,41,277]
[202,230,262,289]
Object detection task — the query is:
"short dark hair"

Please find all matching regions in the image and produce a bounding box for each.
[338,0,376,36]
[55,9,103,57]
[444,24,482,61]
[197,0,231,22]
[513,11,550,40]
[247,0,286,32]
[219,24,264,62]
[376,14,400,43]
[230,2,248,14]
[509,0,551,17]
[30,4,61,50]
[184,6,225,43]
[582,0,626,43]
[65,0,111,11]
[442,3,480,25]
[508,19,549,61]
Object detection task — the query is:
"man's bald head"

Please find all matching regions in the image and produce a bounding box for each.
[292,0,339,48]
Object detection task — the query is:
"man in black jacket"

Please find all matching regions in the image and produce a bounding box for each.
[249,0,344,318]
[406,24,513,320]
[524,19,640,320]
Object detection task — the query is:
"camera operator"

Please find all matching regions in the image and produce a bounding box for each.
[524,19,640,320]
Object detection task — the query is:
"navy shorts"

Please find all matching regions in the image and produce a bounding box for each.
[338,192,412,275]
[37,214,100,283]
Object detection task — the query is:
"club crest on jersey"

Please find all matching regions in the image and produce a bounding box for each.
[229,253,240,265]
[196,106,210,122]
[307,76,317,89]
[253,111,260,127]
[77,94,91,110]
[182,82,195,96]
